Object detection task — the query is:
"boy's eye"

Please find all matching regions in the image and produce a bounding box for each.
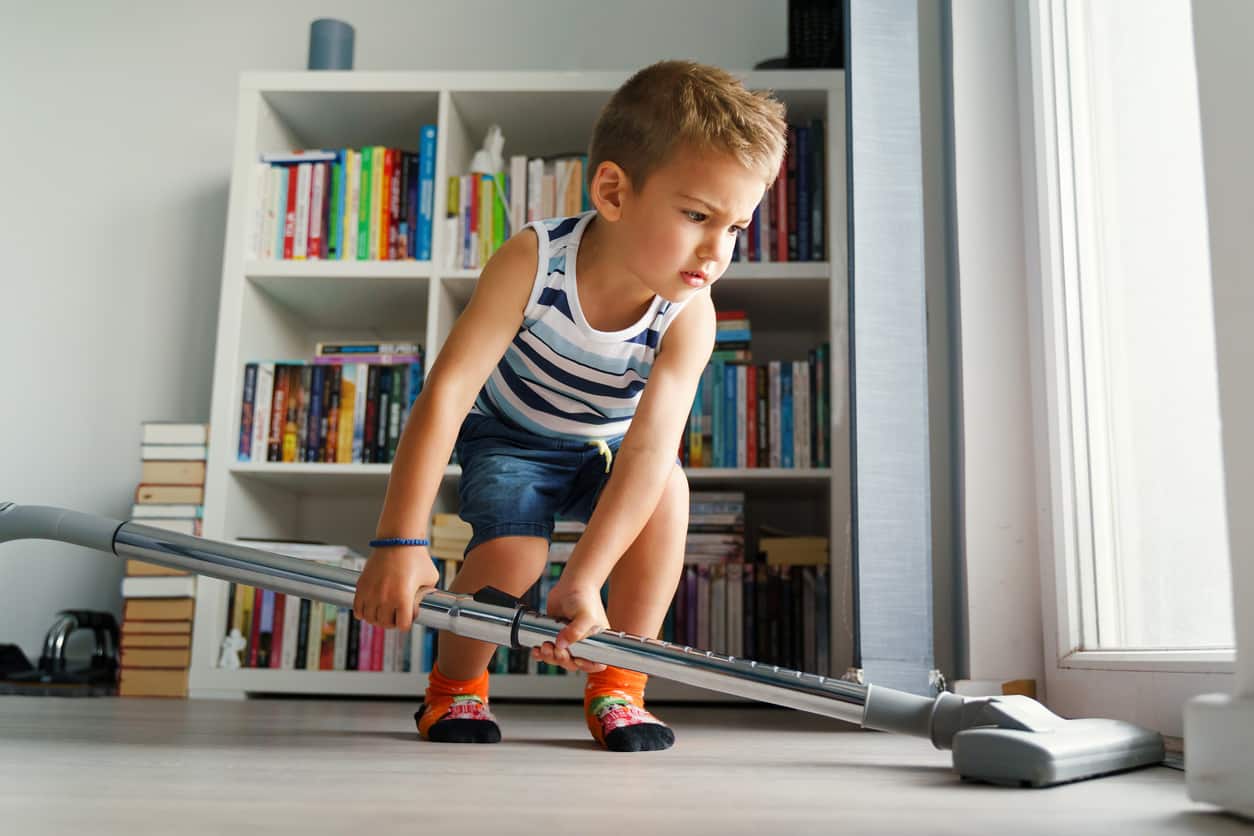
[685,210,707,222]
[729,225,746,236]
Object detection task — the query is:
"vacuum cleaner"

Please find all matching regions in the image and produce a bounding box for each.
[0,501,1165,787]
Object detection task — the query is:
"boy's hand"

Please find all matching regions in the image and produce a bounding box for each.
[534,577,609,673]
[353,547,439,631]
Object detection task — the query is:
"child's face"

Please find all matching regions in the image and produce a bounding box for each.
[621,146,767,303]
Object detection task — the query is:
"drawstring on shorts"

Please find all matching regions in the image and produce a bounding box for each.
[586,438,613,473]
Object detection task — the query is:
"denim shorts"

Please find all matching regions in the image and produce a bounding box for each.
[453,412,624,555]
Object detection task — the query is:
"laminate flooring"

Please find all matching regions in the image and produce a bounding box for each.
[0,696,1244,835]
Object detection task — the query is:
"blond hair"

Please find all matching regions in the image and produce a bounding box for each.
[588,60,788,193]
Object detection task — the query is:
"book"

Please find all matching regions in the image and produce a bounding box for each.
[120,620,191,636]
[118,668,188,698]
[260,149,337,164]
[119,633,189,649]
[139,461,206,485]
[141,423,208,445]
[131,518,200,536]
[121,576,196,598]
[123,598,195,621]
[119,648,191,668]
[135,484,203,504]
[141,444,207,461]
[125,559,188,577]
[129,503,202,519]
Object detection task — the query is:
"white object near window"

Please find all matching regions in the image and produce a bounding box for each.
[1019,0,1235,732]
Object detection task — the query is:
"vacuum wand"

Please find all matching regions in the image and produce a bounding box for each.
[0,502,1166,787]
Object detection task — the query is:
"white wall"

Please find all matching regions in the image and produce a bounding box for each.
[0,0,785,663]
[1192,0,1254,695]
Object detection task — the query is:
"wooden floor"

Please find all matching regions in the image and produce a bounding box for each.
[0,696,1243,835]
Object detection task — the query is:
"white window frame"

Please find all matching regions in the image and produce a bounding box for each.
[1016,0,1233,735]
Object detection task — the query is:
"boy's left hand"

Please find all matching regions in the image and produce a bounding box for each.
[534,577,609,673]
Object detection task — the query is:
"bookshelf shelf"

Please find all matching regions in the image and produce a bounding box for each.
[247,271,430,332]
[197,69,848,700]
[229,463,460,496]
[245,259,434,279]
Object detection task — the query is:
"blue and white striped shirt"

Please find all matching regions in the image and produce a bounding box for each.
[471,211,688,440]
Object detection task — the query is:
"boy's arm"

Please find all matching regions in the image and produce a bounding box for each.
[561,290,716,590]
[370,231,537,543]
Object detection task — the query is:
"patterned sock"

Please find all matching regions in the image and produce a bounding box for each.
[415,664,501,744]
[584,667,674,752]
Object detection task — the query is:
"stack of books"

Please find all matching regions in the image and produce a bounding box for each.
[683,335,832,469]
[119,421,209,698]
[236,341,424,464]
[757,533,831,675]
[220,541,414,673]
[731,118,827,263]
[666,492,746,655]
[246,131,438,262]
[445,153,591,271]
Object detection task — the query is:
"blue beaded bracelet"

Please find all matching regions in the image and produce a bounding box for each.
[369,537,429,548]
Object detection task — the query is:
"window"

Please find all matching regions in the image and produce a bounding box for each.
[1023,0,1234,706]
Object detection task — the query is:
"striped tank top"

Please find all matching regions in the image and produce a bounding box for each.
[470,211,689,440]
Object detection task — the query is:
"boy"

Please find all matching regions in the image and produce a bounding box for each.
[354,60,786,751]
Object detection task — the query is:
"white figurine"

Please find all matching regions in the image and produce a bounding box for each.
[217,627,247,669]
[469,124,513,236]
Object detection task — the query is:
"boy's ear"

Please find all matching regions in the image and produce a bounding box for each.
[589,161,631,221]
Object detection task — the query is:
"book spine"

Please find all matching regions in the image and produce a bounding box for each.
[362,365,379,462]
[797,126,811,262]
[387,148,400,260]
[347,612,360,670]
[781,363,794,468]
[308,161,325,259]
[418,125,437,260]
[294,598,310,669]
[304,364,324,463]
[324,365,341,463]
[810,118,825,261]
[293,162,312,259]
[352,364,368,463]
[237,362,257,461]
[266,365,288,462]
[746,364,757,468]
[370,146,385,259]
[786,125,799,261]
[736,364,747,469]
[769,361,782,468]
[398,151,411,259]
[344,149,360,260]
[282,166,298,259]
[250,362,274,463]
[357,147,372,260]
[375,366,392,463]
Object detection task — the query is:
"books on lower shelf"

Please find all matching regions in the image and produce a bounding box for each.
[236,343,425,464]
[218,541,414,673]
[247,132,438,262]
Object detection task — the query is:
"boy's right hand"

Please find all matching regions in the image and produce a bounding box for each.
[352,547,440,631]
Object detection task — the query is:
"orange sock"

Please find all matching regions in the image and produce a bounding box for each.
[584,667,674,752]
[416,664,500,743]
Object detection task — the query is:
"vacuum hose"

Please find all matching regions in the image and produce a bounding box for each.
[0,502,1165,787]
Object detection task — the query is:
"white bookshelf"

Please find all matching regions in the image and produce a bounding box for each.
[191,70,849,700]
